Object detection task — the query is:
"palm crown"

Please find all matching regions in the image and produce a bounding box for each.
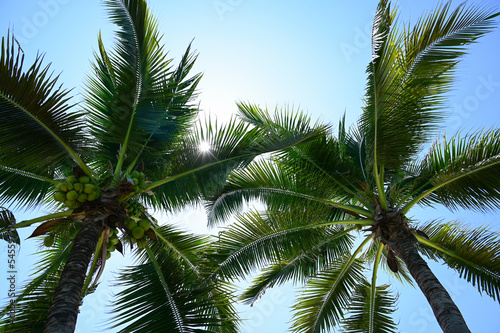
[0,0,323,332]
[207,1,500,332]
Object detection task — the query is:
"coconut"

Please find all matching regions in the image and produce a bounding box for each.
[73,182,84,193]
[79,175,90,184]
[60,182,73,192]
[77,193,88,203]
[139,219,151,231]
[126,220,138,231]
[66,176,78,183]
[131,170,139,179]
[83,183,95,194]
[65,200,77,208]
[66,190,79,201]
[54,191,66,202]
[44,235,54,247]
[87,191,100,201]
[139,180,147,189]
[132,226,145,239]
[136,238,147,249]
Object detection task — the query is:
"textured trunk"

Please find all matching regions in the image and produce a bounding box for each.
[387,229,471,333]
[43,216,101,333]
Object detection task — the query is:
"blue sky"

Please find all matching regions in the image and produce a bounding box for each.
[1,0,500,332]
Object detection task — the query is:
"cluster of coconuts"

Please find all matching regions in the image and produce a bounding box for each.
[129,170,147,192]
[125,199,142,217]
[106,228,120,259]
[125,219,151,248]
[54,175,100,208]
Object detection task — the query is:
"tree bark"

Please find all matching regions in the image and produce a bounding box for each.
[387,228,471,333]
[43,216,102,333]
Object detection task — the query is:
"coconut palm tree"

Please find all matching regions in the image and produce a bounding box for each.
[0,0,323,332]
[206,1,500,332]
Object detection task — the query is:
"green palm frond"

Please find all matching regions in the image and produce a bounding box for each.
[360,1,498,172]
[417,220,500,302]
[0,32,89,208]
[404,129,500,213]
[240,226,355,305]
[207,159,369,226]
[109,228,238,333]
[341,281,398,333]
[85,0,200,173]
[206,209,331,281]
[291,255,366,333]
[146,112,328,213]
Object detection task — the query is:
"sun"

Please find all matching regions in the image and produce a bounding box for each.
[199,141,211,153]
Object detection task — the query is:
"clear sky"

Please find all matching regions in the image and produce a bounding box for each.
[1,0,500,332]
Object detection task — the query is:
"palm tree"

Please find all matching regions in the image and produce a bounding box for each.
[206,1,500,332]
[0,0,323,332]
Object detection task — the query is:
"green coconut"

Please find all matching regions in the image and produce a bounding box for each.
[87,191,100,201]
[126,220,138,231]
[73,182,84,193]
[66,190,79,201]
[139,180,147,189]
[77,193,88,203]
[44,235,54,247]
[132,226,145,239]
[60,182,73,192]
[131,171,139,179]
[136,238,147,249]
[54,191,66,202]
[64,200,77,208]
[79,175,90,184]
[83,183,95,194]
[139,219,151,231]
[66,176,78,183]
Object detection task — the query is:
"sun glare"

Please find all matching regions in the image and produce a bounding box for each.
[199,141,211,152]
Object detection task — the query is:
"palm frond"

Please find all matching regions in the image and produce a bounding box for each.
[404,129,500,213]
[109,229,238,333]
[341,281,398,333]
[205,209,339,281]
[291,255,366,333]
[85,0,201,173]
[0,32,89,209]
[360,1,498,171]
[240,226,355,306]
[207,159,369,226]
[417,220,500,302]
[145,112,329,213]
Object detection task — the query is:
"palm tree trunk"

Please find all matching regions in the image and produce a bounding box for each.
[387,229,470,333]
[43,216,101,333]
